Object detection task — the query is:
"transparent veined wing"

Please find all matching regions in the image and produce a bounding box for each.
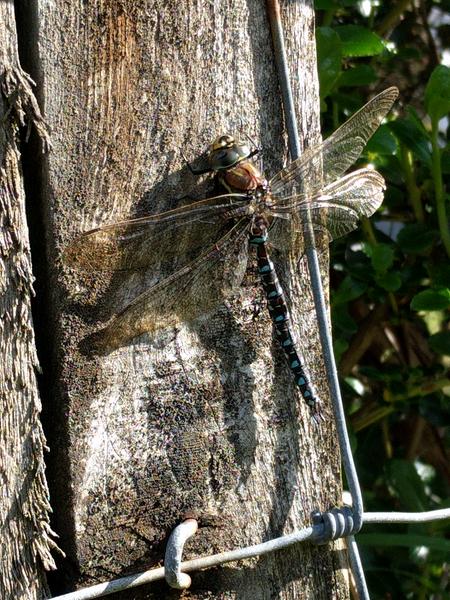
[269,169,385,252]
[270,87,398,199]
[63,193,249,272]
[90,219,251,352]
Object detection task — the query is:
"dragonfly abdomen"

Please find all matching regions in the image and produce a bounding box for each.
[249,231,320,418]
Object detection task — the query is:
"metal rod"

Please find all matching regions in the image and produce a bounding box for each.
[266,0,367,597]
[266,0,364,528]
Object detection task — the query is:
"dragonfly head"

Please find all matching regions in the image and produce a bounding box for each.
[208,134,252,171]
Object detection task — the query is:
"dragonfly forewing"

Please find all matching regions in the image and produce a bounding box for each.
[270,87,398,200]
[63,193,249,272]
[90,219,251,351]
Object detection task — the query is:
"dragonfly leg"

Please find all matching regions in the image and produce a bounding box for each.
[241,131,261,157]
[181,151,213,176]
[247,147,261,161]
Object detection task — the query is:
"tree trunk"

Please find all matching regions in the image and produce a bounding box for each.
[33,1,349,597]
[0,3,58,600]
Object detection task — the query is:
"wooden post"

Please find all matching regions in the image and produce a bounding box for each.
[0,3,58,599]
[32,1,349,597]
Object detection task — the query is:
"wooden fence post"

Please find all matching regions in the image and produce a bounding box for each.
[29,2,349,597]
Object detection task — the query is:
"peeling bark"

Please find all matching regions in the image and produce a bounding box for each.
[0,4,59,600]
[36,1,349,598]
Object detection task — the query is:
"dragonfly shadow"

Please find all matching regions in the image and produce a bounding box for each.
[66,160,222,356]
[194,303,260,485]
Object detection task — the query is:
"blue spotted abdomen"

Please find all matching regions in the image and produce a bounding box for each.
[249,232,319,417]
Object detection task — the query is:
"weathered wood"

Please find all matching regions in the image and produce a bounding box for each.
[37,1,349,597]
[0,3,58,599]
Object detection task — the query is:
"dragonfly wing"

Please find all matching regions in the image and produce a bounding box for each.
[294,168,385,242]
[63,193,249,272]
[92,219,251,352]
[270,87,398,198]
[269,168,385,252]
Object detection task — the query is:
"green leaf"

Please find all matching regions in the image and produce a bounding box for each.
[388,117,431,166]
[316,27,342,98]
[428,331,450,355]
[314,0,337,9]
[377,155,404,185]
[441,149,450,175]
[333,304,358,335]
[397,224,439,254]
[430,263,450,287]
[333,338,348,363]
[345,250,372,282]
[375,271,402,292]
[386,459,427,511]
[425,65,450,122]
[365,124,398,156]
[359,365,403,382]
[339,64,378,87]
[410,288,450,311]
[334,25,385,57]
[332,275,367,305]
[365,243,395,273]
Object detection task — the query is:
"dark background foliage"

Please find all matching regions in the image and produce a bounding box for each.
[315,1,450,597]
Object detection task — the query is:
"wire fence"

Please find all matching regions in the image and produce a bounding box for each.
[50,508,450,600]
[49,2,450,599]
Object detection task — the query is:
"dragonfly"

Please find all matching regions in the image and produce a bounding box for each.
[64,86,398,420]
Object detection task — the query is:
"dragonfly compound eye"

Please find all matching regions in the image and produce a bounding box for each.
[210,148,241,170]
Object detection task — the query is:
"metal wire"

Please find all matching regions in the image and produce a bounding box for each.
[364,510,450,524]
[50,508,450,600]
[266,0,364,529]
[267,0,370,597]
[51,525,315,600]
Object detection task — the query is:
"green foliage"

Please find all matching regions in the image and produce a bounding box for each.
[389,116,432,166]
[429,332,450,356]
[334,25,385,57]
[316,27,342,97]
[410,289,450,311]
[397,224,438,254]
[315,0,450,597]
[425,65,450,123]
